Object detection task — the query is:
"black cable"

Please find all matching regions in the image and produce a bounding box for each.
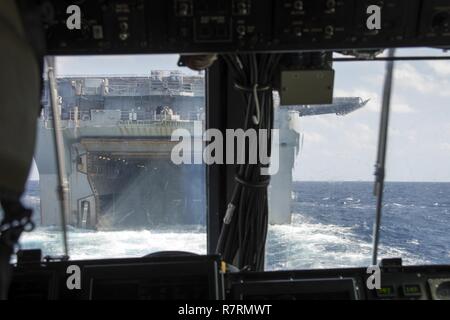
[216,53,279,271]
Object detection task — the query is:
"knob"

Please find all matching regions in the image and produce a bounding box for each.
[236,1,249,15]
[293,0,303,11]
[236,25,246,37]
[119,22,129,41]
[324,25,334,37]
[432,12,450,33]
[119,21,128,32]
[325,0,336,13]
[326,0,336,10]
[119,32,129,41]
[178,2,190,16]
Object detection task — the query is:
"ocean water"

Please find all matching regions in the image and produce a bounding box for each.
[17,180,450,270]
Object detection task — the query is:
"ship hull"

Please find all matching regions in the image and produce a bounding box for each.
[34,119,205,229]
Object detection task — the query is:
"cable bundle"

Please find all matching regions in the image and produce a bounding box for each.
[216,53,281,271]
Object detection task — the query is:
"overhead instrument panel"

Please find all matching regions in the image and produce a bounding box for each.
[419,0,450,40]
[25,0,450,55]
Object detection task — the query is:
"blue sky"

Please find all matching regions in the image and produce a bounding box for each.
[29,49,450,182]
[295,48,450,182]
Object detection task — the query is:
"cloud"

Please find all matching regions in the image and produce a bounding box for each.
[337,62,449,112]
[394,63,450,97]
[446,124,450,136]
[427,61,450,77]
[394,63,434,93]
[305,132,325,143]
[349,123,376,146]
[389,128,418,143]
[439,142,450,151]
[392,102,415,114]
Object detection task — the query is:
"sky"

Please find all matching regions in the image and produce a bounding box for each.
[55,54,199,76]
[28,49,450,182]
[294,48,450,182]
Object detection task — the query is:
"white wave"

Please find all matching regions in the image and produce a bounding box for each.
[21,195,40,205]
[20,227,207,261]
[19,214,429,270]
[388,203,417,209]
[407,239,420,245]
[265,213,428,270]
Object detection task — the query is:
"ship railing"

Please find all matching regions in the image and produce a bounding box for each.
[118,119,197,126]
[68,110,91,121]
[40,118,203,130]
[42,109,203,127]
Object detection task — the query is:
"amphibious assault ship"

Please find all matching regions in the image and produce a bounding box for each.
[34,71,368,229]
[35,71,206,229]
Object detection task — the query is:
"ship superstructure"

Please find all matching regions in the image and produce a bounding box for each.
[269,97,369,224]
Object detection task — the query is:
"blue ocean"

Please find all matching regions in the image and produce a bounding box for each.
[19,180,450,270]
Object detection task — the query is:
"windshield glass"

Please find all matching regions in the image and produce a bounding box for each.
[20,54,207,259]
[266,48,450,270]
[18,50,450,268]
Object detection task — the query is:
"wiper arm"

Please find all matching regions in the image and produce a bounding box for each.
[372,48,396,265]
[46,56,69,258]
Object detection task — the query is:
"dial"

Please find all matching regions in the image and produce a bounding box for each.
[436,281,450,300]
[431,11,450,33]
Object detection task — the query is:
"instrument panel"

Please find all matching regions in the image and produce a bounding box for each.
[10,255,224,300]
[226,265,450,300]
[23,0,450,55]
[8,255,450,300]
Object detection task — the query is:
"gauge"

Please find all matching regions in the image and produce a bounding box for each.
[428,279,450,300]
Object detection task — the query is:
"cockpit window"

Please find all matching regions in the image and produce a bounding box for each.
[20,55,207,259]
[18,50,450,268]
[266,49,450,270]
